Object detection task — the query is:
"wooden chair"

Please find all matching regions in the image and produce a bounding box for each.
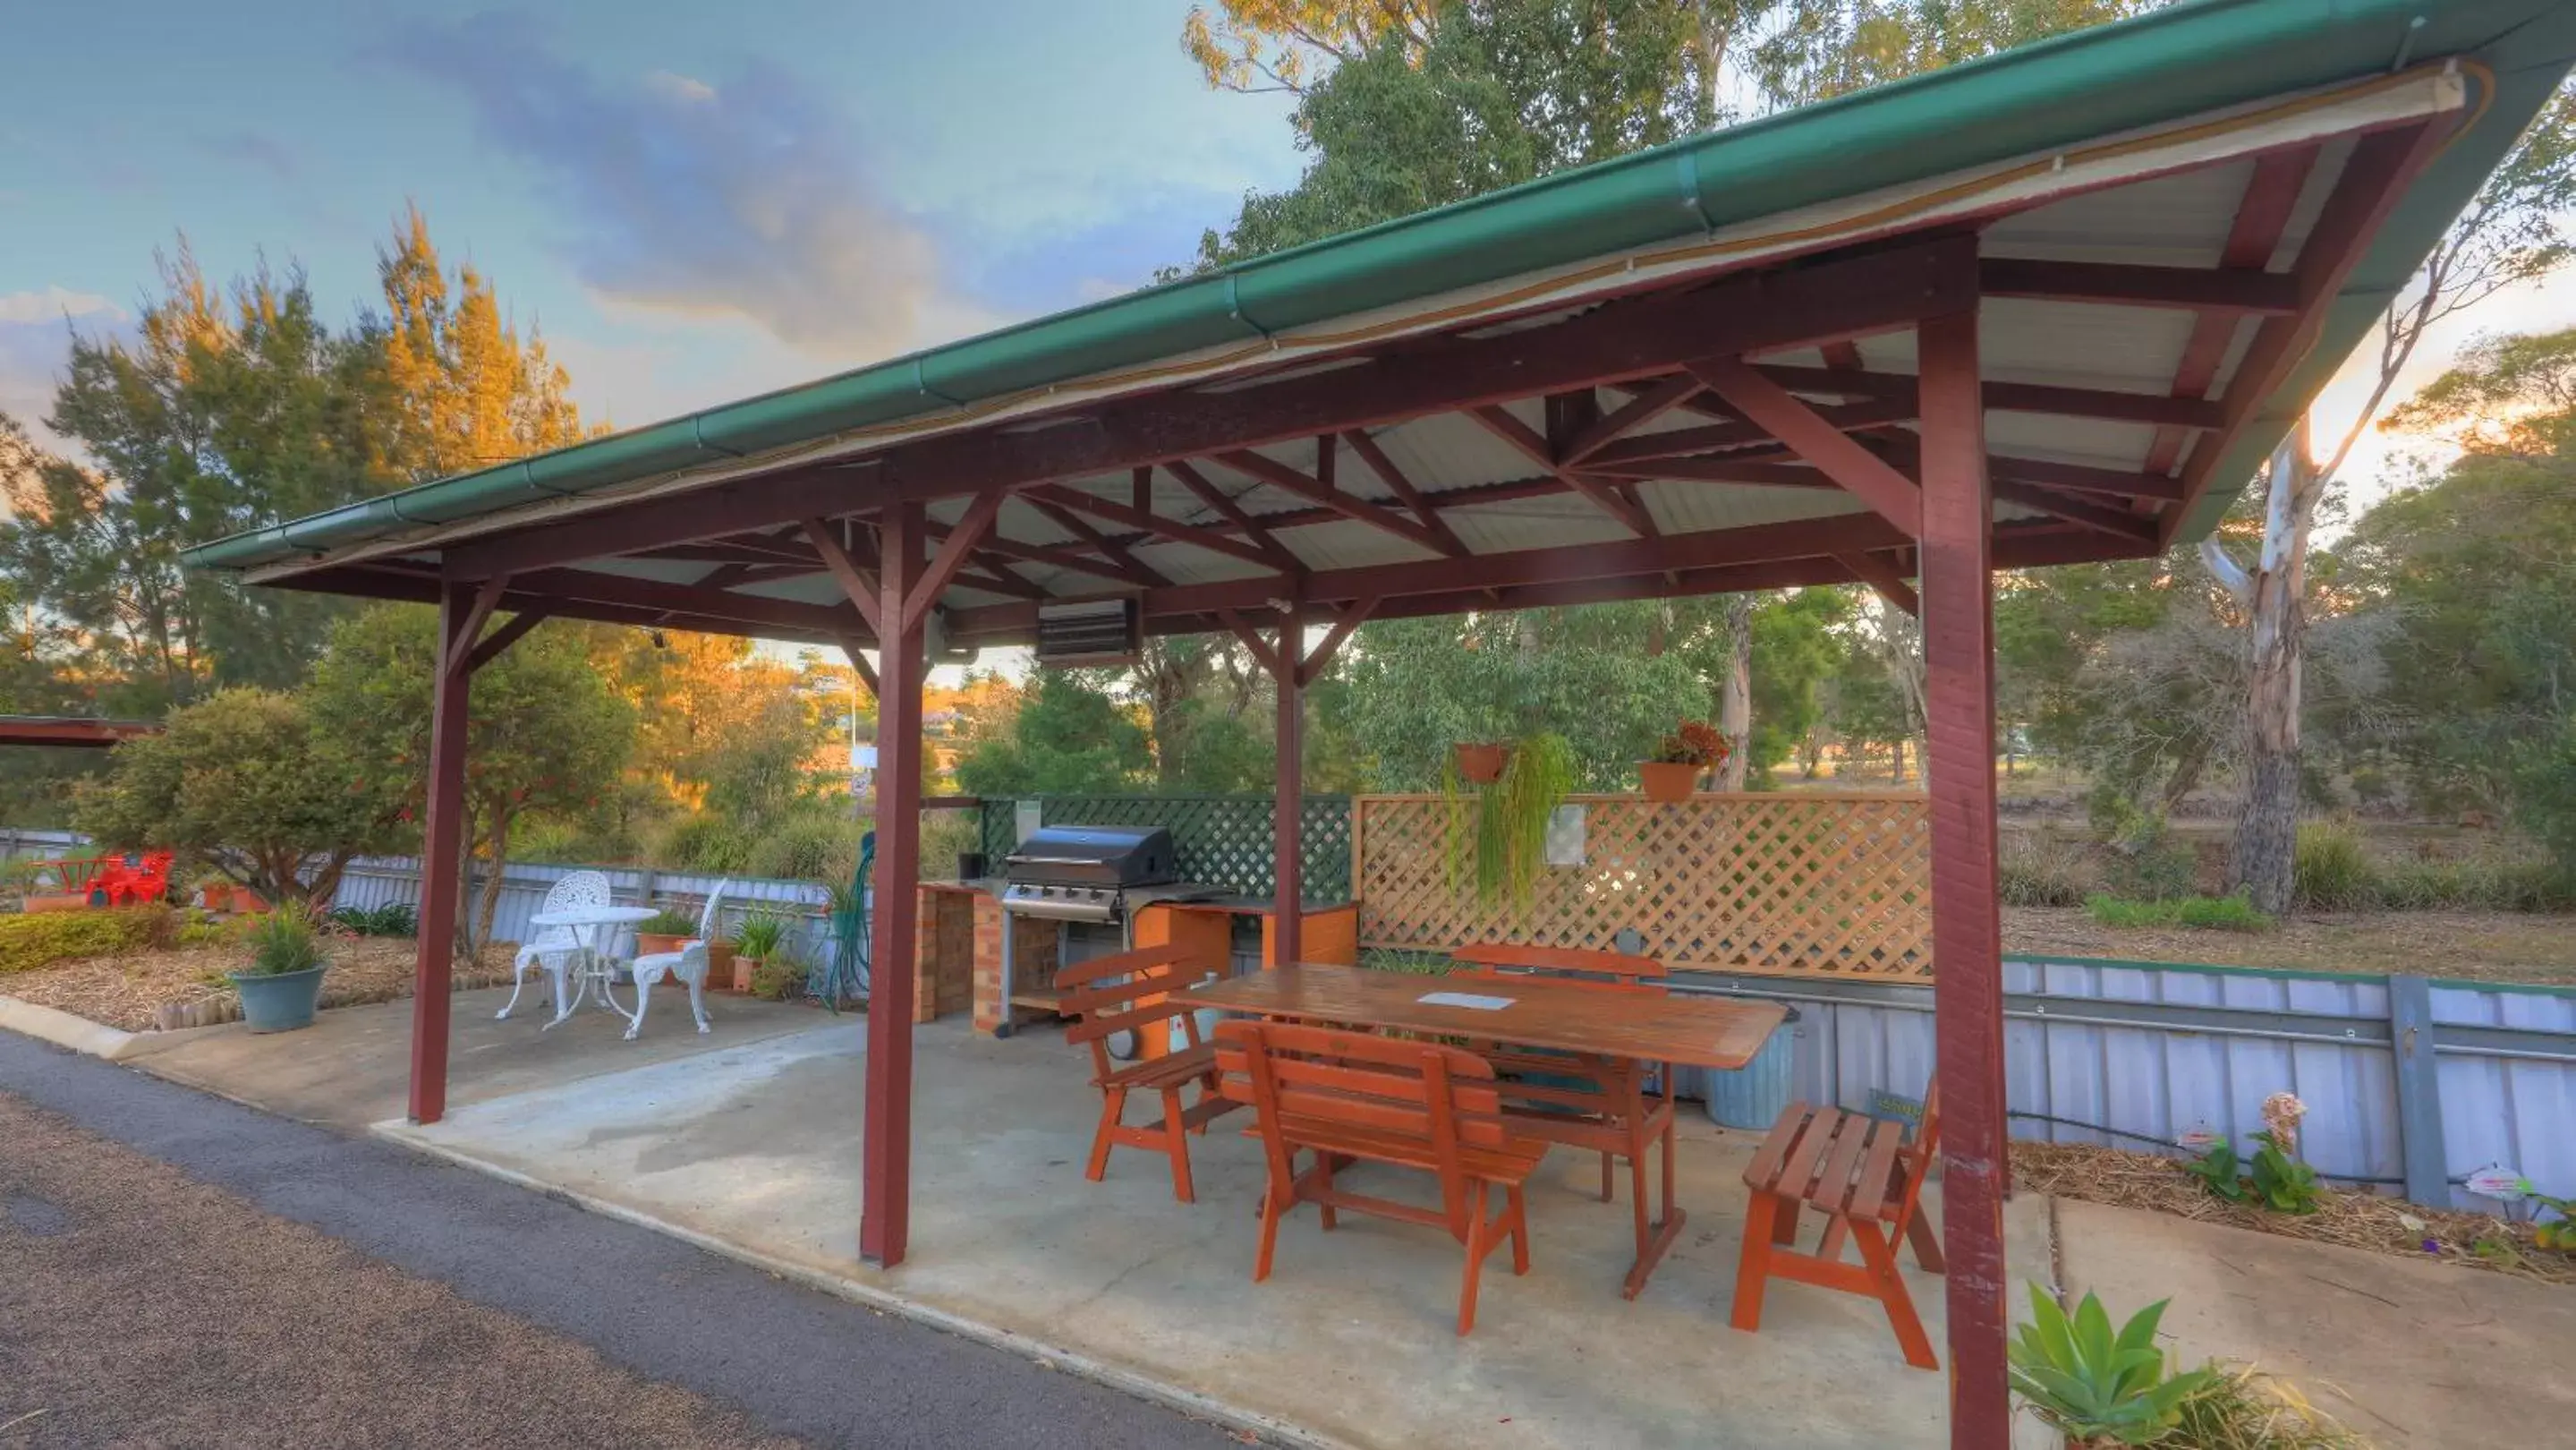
[1054,944,1239,1204]
[1730,1080,1946,1369]
[1214,1019,1547,1335]
[1447,943,1680,1299]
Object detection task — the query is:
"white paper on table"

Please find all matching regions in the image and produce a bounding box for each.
[1416,991,1516,1011]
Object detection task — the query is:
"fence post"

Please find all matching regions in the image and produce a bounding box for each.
[2387,973,2451,1207]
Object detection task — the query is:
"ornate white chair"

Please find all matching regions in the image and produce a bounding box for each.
[502,869,613,1021]
[625,881,727,1041]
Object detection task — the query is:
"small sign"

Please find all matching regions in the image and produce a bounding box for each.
[2464,1165,2530,1201]
[1418,991,1516,1011]
[1543,804,1586,866]
[2176,1123,2221,1152]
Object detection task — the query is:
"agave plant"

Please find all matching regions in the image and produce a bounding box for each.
[2009,1285,2215,1446]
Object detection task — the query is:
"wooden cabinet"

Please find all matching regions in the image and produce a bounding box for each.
[1132,900,1360,970]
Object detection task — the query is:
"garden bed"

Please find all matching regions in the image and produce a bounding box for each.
[2014,1140,2576,1287]
[2003,907,2576,985]
[0,935,516,1033]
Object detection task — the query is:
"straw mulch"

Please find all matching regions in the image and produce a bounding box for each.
[2014,1140,2576,1286]
[3,936,517,1033]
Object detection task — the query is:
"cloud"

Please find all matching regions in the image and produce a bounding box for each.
[198,132,301,182]
[384,14,956,360]
[0,290,127,447]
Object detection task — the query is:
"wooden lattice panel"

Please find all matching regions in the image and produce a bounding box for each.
[979,795,1355,903]
[1355,793,1932,979]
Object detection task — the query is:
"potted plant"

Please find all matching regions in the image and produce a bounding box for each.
[731,912,787,994]
[229,900,330,1033]
[633,907,698,960]
[1443,731,1576,913]
[1450,741,1510,785]
[194,871,237,914]
[1641,721,1728,803]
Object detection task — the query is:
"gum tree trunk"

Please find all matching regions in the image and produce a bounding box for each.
[1718,595,1752,789]
[2205,421,2319,917]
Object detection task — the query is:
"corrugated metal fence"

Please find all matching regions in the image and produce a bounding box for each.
[1672,958,2576,1214]
[331,857,844,970]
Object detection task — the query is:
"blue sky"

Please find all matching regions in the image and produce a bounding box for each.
[1,1,1304,441]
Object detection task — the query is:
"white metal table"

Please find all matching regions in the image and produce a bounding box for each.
[527,904,659,1029]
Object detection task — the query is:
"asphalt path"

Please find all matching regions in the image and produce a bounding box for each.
[0,1031,1236,1449]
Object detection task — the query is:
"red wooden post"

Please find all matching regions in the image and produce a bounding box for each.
[1272,602,1304,966]
[1917,307,2010,1445]
[407,583,479,1125]
[863,502,926,1267]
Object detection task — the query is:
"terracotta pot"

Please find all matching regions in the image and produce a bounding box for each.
[198,883,233,913]
[636,932,687,958]
[23,892,90,914]
[1452,742,1510,785]
[706,942,737,992]
[1638,760,1701,803]
[731,954,760,994]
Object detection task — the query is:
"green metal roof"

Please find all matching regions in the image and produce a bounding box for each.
[189,0,2576,573]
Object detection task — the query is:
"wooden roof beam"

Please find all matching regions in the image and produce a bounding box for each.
[1161,460,1302,570]
[1216,444,1454,558]
[1338,430,1468,557]
[1466,405,1656,537]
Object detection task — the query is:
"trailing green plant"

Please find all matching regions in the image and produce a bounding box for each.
[2008,1285,2215,1446]
[1441,732,1576,913]
[2085,892,2272,932]
[2184,1140,2249,1204]
[636,908,700,937]
[733,911,788,960]
[1359,947,1455,977]
[0,907,173,975]
[2291,821,2376,910]
[240,901,326,977]
[750,946,809,1001]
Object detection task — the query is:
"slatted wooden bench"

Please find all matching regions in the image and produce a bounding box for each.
[1447,943,1680,1298]
[1730,1081,1945,1369]
[1215,1018,1549,1335]
[1053,945,1238,1204]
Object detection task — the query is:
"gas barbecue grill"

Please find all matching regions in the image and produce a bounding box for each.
[995,824,1221,1036]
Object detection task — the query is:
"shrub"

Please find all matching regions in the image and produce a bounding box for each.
[658,814,754,874]
[745,813,858,883]
[327,902,418,938]
[636,908,701,937]
[732,911,788,960]
[2291,821,2376,910]
[750,951,808,1001]
[2002,834,2095,908]
[2375,854,2575,911]
[2170,1363,2372,1447]
[0,907,173,975]
[2512,713,2576,882]
[2086,891,2273,932]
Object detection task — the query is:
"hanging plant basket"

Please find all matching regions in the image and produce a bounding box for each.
[1637,761,1700,803]
[1451,742,1510,785]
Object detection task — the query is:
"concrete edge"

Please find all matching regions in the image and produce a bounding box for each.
[370,1121,1355,1450]
[0,994,144,1061]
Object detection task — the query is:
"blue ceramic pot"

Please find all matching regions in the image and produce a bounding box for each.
[229,964,327,1033]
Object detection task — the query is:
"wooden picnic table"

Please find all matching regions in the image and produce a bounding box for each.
[1186,963,1790,1295]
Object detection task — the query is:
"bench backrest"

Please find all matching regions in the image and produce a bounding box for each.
[1215,1019,1506,1228]
[1054,944,1224,1080]
[1450,942,1669,986]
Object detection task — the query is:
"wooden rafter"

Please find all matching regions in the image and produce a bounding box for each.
[1019,496,1174,586]
[1690,359,1921,533]
[1977,258,2299,313]
[1467,404,1656,536]
[1024,483,1281,571]
[1562,375,1704,463]
[2145,146,2319,476]
[1299,593,1381,687]
[803,516,886,637]
[1162,460,1300,569]
[1832,550,1919,617]
[1584,394,1916,468]
[901,490,1007,629]
[1992,479,2159,543]
[1216,447,1451,557]
[1339,431,1467,557]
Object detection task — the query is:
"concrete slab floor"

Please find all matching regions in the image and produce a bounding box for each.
[2055,1197,2576,1449]
[384,1018,2056,1450]
[123,985,834,1130]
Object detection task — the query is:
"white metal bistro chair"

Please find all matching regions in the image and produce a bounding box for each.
[625,881,727,1041]
[502,869,613,1020]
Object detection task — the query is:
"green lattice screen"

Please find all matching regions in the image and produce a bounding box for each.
[979,796,1353,903]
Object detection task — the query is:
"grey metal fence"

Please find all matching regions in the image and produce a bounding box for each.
[1670,956,2576,1214]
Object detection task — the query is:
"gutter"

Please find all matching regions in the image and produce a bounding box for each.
[183,0,2569,574]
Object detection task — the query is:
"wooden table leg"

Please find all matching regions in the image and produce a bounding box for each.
[1621,1066,1687,1300]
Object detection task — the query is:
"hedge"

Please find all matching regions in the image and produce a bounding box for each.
[0,907,172,975]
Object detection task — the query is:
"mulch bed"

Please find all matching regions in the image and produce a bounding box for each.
[1,937,517,1034]
[2003,907,2576,984]
[2014,1139,2576,1286]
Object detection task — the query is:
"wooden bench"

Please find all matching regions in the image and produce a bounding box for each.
[1730,1081,1945,1369]
[1053,945,1238,1204]
[1447,943,1681,1299]
[1214,1018,1548,1335]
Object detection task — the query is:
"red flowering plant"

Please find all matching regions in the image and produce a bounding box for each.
[1650,721,1729,770]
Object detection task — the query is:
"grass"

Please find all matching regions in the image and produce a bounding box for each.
[1358,947,1454,977]
[2004,906,2576,983]
[2086,891,2273,932]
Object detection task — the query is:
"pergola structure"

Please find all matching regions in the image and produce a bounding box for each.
[187,3,2571,1441]
[0,716,161,749]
